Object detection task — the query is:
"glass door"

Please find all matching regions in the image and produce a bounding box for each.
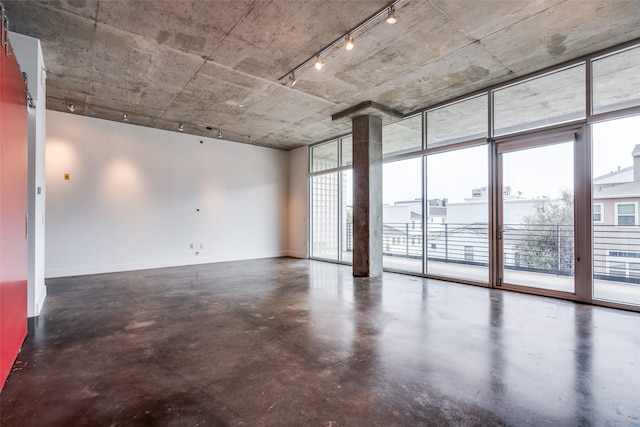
[496,131,577,295]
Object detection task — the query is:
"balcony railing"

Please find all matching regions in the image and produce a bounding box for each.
[594,225,640,284]
[340,222,640,284]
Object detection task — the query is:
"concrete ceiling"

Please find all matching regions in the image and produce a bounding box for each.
[5,0,640,150]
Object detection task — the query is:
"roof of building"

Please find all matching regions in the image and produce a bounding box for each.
[594,180,640,199]
[594,166,634,185]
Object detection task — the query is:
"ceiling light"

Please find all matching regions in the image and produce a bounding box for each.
[277,0,402,85]
[67,102,75,112]
[386,6,396,24]
[345,35,354,51]
[178,123,184,132]
[217,129,223,139]
[122,112,128,122]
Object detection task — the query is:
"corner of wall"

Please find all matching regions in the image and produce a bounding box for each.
[287,146,309,259]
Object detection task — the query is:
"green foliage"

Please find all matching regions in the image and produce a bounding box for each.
[518,189,574,272]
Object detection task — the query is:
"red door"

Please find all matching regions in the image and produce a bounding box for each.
[0,34,29,390]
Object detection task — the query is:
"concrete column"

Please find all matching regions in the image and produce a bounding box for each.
[352,115,383,277]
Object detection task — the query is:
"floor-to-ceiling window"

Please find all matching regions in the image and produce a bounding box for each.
[311,140,339,260]
[592,115,640,307]
[310,137,352,262]
[426,145,488,283]
[308,39,640,312]
[382,115,423,273]
[425,94,489,283]
[383,157,423,273]
[590,43,640,308]
[340,137,353,262]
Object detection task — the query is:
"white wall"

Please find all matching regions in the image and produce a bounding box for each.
[10,32,47,317]
[46,111,289,277]
[287,146,308,258]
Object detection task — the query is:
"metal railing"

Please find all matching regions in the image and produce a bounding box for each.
[594,224,640,284]
[341,222,640,284]
[502,224,574,276]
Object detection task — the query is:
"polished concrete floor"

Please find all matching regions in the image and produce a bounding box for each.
[2,258,640,426]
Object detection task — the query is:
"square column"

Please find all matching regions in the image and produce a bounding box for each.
[352,115,383,277]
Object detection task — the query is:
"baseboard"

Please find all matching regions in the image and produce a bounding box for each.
[45,252,289,278]
[28,287,47,318]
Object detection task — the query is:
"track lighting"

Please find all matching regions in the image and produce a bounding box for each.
[67,102,75,112]
[217,129,223,139]
[122,112,128,122]
[345,35,354,51]
[277,0,403,85]
[178,123,184,132]
[386,6,396,24]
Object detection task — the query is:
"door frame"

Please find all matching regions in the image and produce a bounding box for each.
[491,124,591,302]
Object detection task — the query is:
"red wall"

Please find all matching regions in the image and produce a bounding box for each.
[0,38,28,390]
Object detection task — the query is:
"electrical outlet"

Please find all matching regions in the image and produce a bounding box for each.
[189,244,193,249]
[200,243,204,249]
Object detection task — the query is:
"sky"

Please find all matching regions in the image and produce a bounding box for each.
[381,115,640,206]
[593,115,640,177]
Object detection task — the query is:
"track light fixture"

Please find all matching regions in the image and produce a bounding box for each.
[314,56,324,70]
[386,6,396,24]
[122,112,128,122]
[178,123,184,132]
[344,35,354,51]
[67,102,75,112]
[277,0,403,85]
[217,129,223,138]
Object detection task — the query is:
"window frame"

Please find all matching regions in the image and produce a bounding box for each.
[593,203,604,223]
[306,38,640,311]
[615,202,638,226]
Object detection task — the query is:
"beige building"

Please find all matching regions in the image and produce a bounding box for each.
[593,145,640,281]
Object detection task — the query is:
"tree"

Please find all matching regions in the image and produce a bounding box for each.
[518,189,574,273]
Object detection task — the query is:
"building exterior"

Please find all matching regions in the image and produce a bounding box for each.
[593,145,640,282]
